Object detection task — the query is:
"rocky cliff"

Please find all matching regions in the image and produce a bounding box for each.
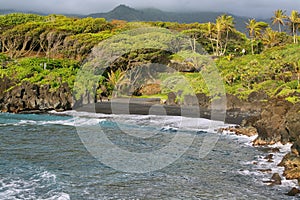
[249,98,300,184]
[0,79,74,113]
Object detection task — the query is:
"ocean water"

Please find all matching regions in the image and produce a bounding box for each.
[0,111,298,199]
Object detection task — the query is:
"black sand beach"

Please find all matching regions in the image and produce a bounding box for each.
[75,98,255,125]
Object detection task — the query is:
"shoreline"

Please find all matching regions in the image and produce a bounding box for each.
[74,101,258,125]
[1,101,299,196]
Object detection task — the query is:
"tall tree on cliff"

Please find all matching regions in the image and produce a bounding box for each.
[288,10,300,44]
[219,15,235,55]
[215,17,224,56]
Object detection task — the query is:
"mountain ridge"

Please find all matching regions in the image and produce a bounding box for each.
[0,5,268,33]
[87,5,267,32]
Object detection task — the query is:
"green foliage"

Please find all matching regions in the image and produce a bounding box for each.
[161,74,194,103]
[0,12,299,104]
[216,44,300,99]
[0,53,8,62]
[0,57,80,90]
[286,96,300,103]
[0,14,116,60]
[0,13,45,31]
[73,70,100,100]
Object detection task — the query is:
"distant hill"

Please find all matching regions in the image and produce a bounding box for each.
[0,9,17,15]
[87,5,268,33]
[0,9,83,18]
[0,9,46,16]
[0,5,269,33]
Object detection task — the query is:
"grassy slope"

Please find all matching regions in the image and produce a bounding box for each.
[216,44,300,102]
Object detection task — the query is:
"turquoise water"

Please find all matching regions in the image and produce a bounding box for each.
[0,112,297,199]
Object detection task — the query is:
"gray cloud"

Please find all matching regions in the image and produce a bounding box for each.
[0,0,299,18]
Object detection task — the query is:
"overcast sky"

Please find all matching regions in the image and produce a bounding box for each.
[0,0,299,18]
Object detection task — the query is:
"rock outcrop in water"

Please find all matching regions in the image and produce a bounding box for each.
[250,98,300,185]
[0,81,74,113]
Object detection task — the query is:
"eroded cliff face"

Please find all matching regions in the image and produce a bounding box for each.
[252,99,293,145]
[252,99,300,146]
[0,81,74,113]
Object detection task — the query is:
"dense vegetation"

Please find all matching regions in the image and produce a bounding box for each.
[0,10,299,103]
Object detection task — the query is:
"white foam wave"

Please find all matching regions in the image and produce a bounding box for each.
[10,118,76,127]
[50,110,228,133]
[160,126,178,132]
[0,168,69,200]
[239,142,298,189]
[45,193,70,200]
[238,169,265,177]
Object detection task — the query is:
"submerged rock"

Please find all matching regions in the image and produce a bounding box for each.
[218,126,258,137]
[279,153,300,180]
[263,173,282,185]
[258,168,272,173]
[286,187,300,196]
[271,173,282,185]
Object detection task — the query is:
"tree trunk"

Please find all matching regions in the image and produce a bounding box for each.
[223,29,229,55]
[216,32,220,56]
[193,37,196,52]
[293,23,297,44]
[251,38,254,55]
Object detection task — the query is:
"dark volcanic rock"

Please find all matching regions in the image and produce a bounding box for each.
[238,97,300,184]
[0,76,14,96]
[279,153,300,180]
[253,99,293,145]
[166,92,177,105]
[263,173,282,185]
[271,173,282,185]
[248,91,269,102]
[196,93,210,108]
[264,154,274,160]
[252,99,300,147]
[212,94,263,113]
[0,81,74,113]
[286,187,300,196]
[286,103,300,153]
[183,94,199,106]
[218,126,258,137]
[258,169,272,173]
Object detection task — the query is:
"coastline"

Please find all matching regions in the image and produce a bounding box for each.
[59,103,300,195]
[1,98,300,196]
[74,101,258,125]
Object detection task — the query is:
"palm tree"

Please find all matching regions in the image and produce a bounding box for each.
[218,15,235,55]
[215,18,223,56]
[204,22,216,55]
[262,27,279,48]
[271,9,286,32]
[107,69,129,97]
[288,10,300,44]
[246,19,268,54]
